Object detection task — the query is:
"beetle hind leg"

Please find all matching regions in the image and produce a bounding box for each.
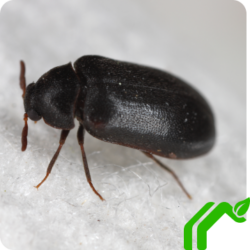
[77,124,105,201]
[143,152,192,199]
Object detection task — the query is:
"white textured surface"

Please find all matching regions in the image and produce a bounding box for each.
[0,0,246,249]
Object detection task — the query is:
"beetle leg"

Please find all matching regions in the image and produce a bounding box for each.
[77,124,105,201]
[143,152,192,199]
[34,129,70,189]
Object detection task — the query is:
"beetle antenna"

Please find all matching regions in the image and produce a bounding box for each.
[21,113,28,151]
[143,152,192,199]
[20,60,26,98]
[20,60,29,151]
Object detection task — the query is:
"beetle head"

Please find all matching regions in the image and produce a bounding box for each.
[20,61,81,151]
[24,63,81,129]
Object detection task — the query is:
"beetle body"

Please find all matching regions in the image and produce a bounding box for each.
[21,55,215,200]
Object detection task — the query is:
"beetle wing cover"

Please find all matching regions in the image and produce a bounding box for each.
[75,56,215,159]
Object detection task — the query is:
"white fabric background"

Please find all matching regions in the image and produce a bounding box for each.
[0,0,246,249]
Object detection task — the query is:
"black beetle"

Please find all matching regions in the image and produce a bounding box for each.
[19,55,215,201]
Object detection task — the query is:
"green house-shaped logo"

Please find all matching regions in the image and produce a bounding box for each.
[184,198,250,250]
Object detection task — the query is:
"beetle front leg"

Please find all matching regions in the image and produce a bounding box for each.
[35,129,70,189]
[77,124,105,201]
[143,152,192,199]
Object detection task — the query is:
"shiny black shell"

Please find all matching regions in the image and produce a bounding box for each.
[24,55,215,159]
[73,55,215,159]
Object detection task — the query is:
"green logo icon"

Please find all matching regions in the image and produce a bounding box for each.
[184,197,250,250]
